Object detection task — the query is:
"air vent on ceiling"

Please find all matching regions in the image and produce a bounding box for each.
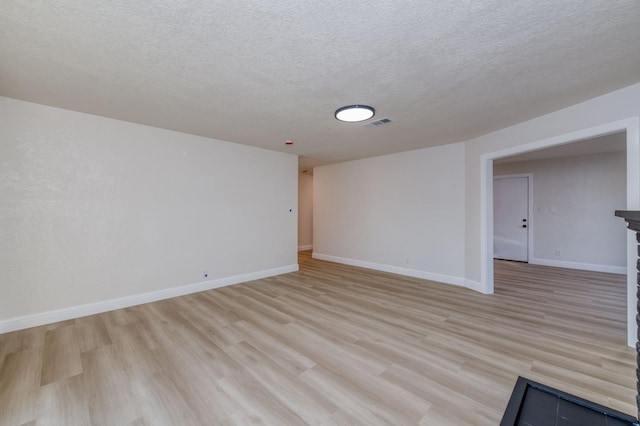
[363,117,392,128]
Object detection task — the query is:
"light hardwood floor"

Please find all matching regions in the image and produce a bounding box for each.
[0,252,635,425]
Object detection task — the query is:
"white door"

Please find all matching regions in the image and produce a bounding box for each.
[494,176,529,261]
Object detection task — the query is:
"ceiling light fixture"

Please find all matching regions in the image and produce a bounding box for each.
[335,105,375,122]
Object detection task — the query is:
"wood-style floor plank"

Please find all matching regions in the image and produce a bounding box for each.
[0,252,635,425]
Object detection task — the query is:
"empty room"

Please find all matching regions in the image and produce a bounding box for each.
[2,1,640,425]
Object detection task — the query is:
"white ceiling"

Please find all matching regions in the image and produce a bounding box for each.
[494,132,626,164]
[1,1,639,170]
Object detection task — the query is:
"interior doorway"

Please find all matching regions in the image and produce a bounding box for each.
[298,169,314,251]
[480,117,640,347]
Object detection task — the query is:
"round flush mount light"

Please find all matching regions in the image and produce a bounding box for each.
[335,105,375,122]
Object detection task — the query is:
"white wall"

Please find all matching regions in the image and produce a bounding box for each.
[297,172,313,250]
[494,152,626,272]
[313,143,468,288]
[0,97,298,330]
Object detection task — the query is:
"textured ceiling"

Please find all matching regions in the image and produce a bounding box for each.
[494,132,626,164]
[1,1,640,170]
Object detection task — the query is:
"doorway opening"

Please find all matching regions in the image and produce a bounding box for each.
[298,169,314,252]
[480,117,640,346]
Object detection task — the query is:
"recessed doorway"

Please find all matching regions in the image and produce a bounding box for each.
[480,118,640,347]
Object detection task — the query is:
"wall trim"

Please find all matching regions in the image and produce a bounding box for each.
[312,252,475,291]
[464,279,483,293]
[529,258,626,275]
[298,245,313,251]
[0,264,299,334]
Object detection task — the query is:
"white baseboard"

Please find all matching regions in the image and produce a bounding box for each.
[298,245,313,251]
[464,279,484,293]
[0,264,299,334]
[311,252,474,290]
[529,258,626,274]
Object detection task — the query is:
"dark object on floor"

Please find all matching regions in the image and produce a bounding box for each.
[501,376,638,426]
[615,210,640,421]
